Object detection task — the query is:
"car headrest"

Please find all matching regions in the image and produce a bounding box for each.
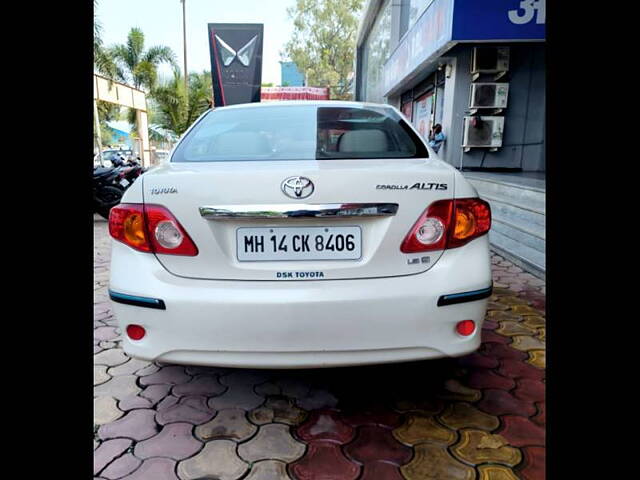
[338,129,389,152]
[211,131,271,156]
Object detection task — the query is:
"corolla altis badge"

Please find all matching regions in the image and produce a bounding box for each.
[215,34,258,67]
[376,182,448,190]
[281,176,314,199]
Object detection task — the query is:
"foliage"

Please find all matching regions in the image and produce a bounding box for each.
[108,27,177,92]
[261,82,274,87]
[151,70,213,137]
[283,0,363,100]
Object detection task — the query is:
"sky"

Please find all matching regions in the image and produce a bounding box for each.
[96,0,297,85]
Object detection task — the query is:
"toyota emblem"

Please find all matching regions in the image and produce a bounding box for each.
[281,176,314,199]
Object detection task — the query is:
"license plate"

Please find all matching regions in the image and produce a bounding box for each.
[119,178,130,187]
[237,226,362,262]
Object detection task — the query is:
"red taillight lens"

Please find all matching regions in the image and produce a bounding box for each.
[400,198,491,253]
[109,203,198,256]
[456,320,476,336]
[126,324,146,340]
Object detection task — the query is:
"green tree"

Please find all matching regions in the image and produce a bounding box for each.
[283,0,363,100]
[109,27,177,92]
[151,70,213,137]
[107,27,177,126]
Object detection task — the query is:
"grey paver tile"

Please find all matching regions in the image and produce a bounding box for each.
[244,460,292,480]
[94,396,124,425]
[140,366,192,386]
[101,453,142,479]
[177,440,248,480]
[172,374,227,397]
[98,409,159,441]
[238,423,305,463]
[94,365,111,386]
[208,385,264,410]
[120,458,178,480]
[134,422,202,460]
[108,358,152,377]
[94,375,141,400]
[94,348,129,367]
[94,438,132,475]
[195,409,257,441]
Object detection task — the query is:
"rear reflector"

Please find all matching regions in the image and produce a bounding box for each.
[456,320,476,336]
[109,203,198,256]
[401,198,491,253]
[126,324,146,340]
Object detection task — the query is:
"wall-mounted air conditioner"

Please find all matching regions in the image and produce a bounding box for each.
[471,47,510,74]
[469,83,509,109]
[463,116,505,148]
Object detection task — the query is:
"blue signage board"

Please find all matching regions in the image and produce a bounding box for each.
[452,0,545,41]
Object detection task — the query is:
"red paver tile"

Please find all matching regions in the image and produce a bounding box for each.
[519,446,546,480]
[497,415,545,447]
[497,359,545,381]
[344,425,412,465]
[482,319,499,331]
[467,370,515,391]
[359,461,405,480]
[481,343,528,361]
[290,441,361,480]
[481,330,511,345]
[343,409,402,429]
[513,378,545,403]
[532,402,545,427]
[476,389,537,417]
[458,352,500,370]
[296,410,356,444]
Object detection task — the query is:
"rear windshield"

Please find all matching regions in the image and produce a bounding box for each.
[171,105,428,162]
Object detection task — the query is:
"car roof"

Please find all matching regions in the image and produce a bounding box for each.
[211,100,396,112]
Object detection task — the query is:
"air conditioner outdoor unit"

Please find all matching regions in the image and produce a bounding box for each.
[469,83,509,109]
[463,116,505,148]
[471,47,510,74]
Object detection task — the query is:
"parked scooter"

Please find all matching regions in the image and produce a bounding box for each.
[114,156,146,190]
[93,165,123,219]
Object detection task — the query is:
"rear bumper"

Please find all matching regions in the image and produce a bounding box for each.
[109,236,492,368]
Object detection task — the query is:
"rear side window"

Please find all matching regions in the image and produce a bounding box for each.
[172,105,428,162]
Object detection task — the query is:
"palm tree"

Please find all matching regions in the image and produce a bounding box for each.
[109,27,177,92]
[151,69,213,137]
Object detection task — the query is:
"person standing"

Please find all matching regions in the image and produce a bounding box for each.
[428,124,445,154]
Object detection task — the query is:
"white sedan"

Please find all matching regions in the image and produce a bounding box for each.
[108,101,492,368]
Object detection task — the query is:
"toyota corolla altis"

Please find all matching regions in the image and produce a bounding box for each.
[108,101,492,368]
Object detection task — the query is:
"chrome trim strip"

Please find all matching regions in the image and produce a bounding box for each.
[199,203,399,219]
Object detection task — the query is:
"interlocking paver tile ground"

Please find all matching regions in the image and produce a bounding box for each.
[94,217,546,479]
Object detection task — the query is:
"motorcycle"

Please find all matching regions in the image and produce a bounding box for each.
[93,165,124,219]
[113,156,146,190]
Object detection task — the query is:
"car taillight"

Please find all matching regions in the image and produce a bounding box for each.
[400,198,491,253]
[109,203,198,256]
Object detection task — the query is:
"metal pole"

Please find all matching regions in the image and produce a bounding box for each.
[182,0,188,108]
[93,99,103,166]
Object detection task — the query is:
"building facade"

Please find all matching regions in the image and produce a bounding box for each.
[356,0,545,171]
[355,0,546,276]
[280,61,305,87]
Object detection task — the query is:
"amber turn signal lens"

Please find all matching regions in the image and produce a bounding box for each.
[123,213,146,246]
[454,209,477,239]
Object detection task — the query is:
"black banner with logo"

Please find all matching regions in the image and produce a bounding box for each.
[208,23,263,106]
